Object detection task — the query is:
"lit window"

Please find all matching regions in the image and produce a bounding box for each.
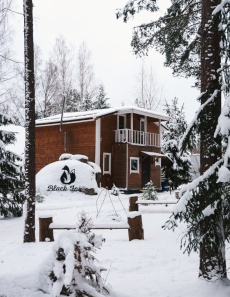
[103,153,111,174]
[130,157,139,173]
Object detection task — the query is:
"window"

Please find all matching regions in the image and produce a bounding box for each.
[130,157,139,173]
[103,153,111,174]
[140,118,145,132]
[118,115,126,129]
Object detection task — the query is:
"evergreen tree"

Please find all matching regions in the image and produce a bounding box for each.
[118,0,230,280]
[65,89,81,112]
[162,98,192,189]
[93,84,110,109]
[81,91,94,111]
[142,180,158,200]
[0,114,25,217]
[50,211,110,297]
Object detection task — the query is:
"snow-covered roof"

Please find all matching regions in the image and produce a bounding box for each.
[141,151,173,162]
[141,151,166,157]
[36,106,169,126]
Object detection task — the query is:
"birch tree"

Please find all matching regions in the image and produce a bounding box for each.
[117,0,230,280]
[37,58,59,118]
[0,0,19,119]
[77,41,96,103]
[135,59,163,110]
[52,35,74,115]
[0,0,13,84]
[23,0,36,243]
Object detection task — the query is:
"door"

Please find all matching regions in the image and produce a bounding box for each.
[119,115,125,129]
[142,156,150,187]
[119,115,126,142]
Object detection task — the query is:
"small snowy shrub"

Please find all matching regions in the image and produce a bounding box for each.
[77,210,104,248]
[142,180,158,200]
[111,184,119,196]
[35,193,45,203]
[77,210,93,234]
[50,212,109,297]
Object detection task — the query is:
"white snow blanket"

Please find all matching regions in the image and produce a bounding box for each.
[36,159,98,195]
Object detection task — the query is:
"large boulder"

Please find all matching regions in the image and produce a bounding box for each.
[36,158,100,196]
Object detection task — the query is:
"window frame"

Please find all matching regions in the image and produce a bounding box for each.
[140,118,145,132]
[118,115,126,130]
[103,153,111,174]
[130,157,140,174]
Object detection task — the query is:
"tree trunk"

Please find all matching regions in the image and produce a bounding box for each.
[39,217,54,242]
[129,196,139,212]
[199,0,226,279]
[128,215,144,241]
[23,0,36,243]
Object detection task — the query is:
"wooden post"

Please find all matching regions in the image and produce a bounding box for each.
[39,216,54,242]
[128,212,144,241]
[129,196,139,212]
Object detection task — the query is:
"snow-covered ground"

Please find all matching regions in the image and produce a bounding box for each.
[1,190,230,297]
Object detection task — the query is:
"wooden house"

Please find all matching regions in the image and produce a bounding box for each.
[35,106,169,191]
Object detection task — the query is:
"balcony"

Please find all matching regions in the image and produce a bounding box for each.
[115,129,160,147]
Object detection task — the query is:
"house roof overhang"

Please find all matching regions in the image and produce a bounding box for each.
[112,107,169,121]
[141,151,166,158]
[141,151,173,163]
[35,106,169,127]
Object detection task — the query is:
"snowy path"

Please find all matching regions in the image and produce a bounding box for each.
[1,191,230,297]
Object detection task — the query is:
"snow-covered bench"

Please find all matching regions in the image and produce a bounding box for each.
[129,196,177,212]
[49,222,130,230]
[39,209,144,242]
[136,200,177,207]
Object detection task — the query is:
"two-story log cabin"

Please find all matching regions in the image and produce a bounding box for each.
[35,106,169,191]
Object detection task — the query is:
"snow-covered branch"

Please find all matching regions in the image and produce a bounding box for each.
[179,90,219,150]
[212,0,230,15]
[173,159,223,215]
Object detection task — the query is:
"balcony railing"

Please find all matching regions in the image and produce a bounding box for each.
[115,129,160,147]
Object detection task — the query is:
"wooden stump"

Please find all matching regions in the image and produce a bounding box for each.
[39,216,54,242]
[128,213,144,241]
[129,196,139,212]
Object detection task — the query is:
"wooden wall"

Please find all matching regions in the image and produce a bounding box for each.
[127,145,161,189]
[36,113,162,190]
[112,143,127,189]
[36,121,96,173]
[100,115,117,188]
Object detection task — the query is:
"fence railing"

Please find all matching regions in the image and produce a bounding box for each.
[115,129,160,147]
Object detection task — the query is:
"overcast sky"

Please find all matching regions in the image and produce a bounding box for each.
[13,0,200,121]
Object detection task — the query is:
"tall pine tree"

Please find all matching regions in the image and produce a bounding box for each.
[65,89,81,112]
[93,84,110,109]
[162,98,192,189]
[0,114,25,217]
[81,91,94,111]
[118,0,230,280]
[23,0,36,243]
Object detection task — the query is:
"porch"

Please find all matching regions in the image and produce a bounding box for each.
[115,129,160,147]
